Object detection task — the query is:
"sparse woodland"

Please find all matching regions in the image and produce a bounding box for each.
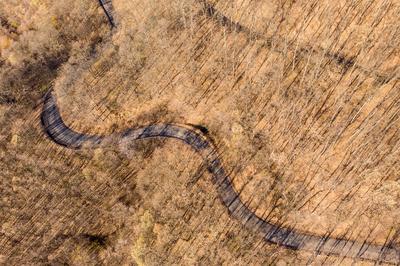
[0,0,399,265]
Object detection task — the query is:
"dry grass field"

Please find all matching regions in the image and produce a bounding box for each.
[0,0,399,265]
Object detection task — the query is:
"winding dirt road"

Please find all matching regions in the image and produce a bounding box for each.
[40,0,400,264]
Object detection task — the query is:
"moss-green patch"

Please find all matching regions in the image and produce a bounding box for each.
[225,233,242,254]
[131,210,155,266]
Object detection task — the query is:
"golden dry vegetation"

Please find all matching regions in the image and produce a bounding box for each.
[0,0,399,265]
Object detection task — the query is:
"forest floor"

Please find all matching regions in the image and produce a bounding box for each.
[0,0,399,265]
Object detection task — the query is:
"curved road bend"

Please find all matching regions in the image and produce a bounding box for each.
[40,0,400,264]
[42,91,399,264]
